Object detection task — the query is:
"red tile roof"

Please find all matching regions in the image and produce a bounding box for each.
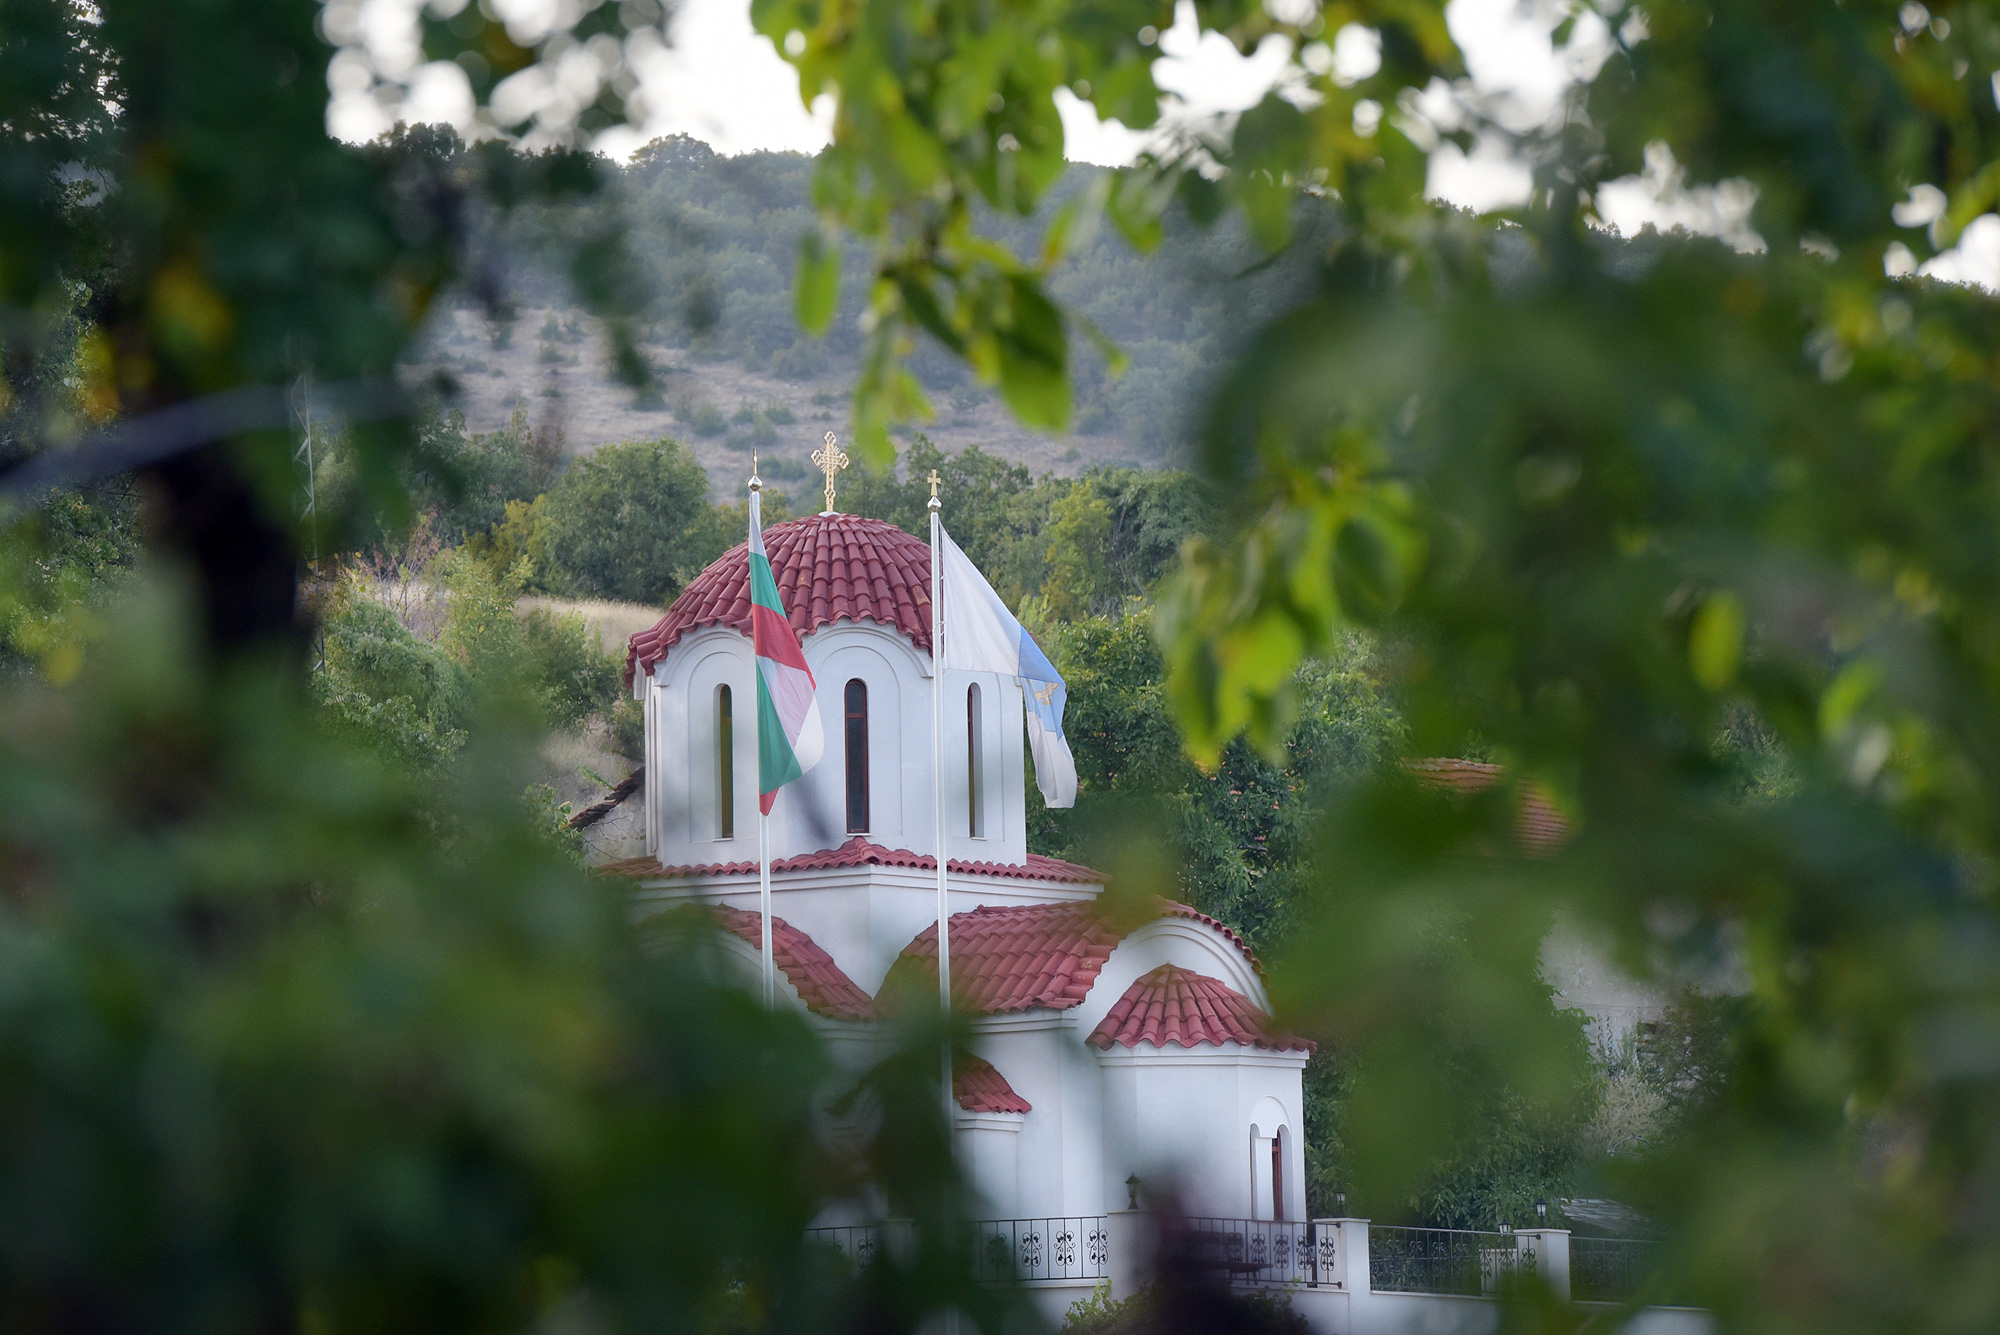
[1086,964,1314,1053]
[596,836,1104,886]
[883,899,1267,1016]
[626,512,935,686]
[705,904,875,1021]
[1405,758,1574,854]
[954,1054,1032,1113]
[890,902,1123,1014]
[567,765,643,829]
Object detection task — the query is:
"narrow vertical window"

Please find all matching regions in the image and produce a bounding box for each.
[844,678,869,833]
[1271,1136,1285,1221]
[717,684,734,839]
[966,682,984,837]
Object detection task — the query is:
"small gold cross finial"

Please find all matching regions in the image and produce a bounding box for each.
[927,468,942,513]
[812,430,849,514]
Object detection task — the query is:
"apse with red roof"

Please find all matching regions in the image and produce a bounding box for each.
[609,508,1312,1232]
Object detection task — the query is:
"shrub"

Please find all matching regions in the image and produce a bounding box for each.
[536,438,718,605]
[770,341,824,380]
[463,496,550,591]
[315,583,472,769]
[520,606,621,732]
[608,696,644,759]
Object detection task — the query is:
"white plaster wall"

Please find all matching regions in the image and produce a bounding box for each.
[969,1015,1099,1218]
[1074,919,1271,1040]
[1284,1285,1714,1335]
[643,620,1032,869]
[954,1112,1023,1216]
[645,626,753,864]
[1095,1047,1308,1220]
[1541,914,1667,1043]
[643,672,662,855]
[940,667,1028,868]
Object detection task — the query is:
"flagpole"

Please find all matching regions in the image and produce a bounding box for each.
[752,453,774,1011]
[760,811,773,1010]
[929,472,953,1125]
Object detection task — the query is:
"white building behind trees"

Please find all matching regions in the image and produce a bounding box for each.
[603,510,1313,1225]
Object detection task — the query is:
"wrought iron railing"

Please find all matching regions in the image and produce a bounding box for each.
[1368,1226,1533,1296]
[808,1218,1106,1283]
[970,1216,1109,1283]
[1571,1236,1668,1304]
[804,1222,900,1269]
[1179,1217,1328,1286]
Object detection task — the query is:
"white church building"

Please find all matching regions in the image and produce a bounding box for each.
[604,509,1314,1226]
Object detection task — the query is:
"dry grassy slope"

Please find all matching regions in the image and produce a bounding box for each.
[410,304,1134,497]
[517,594,653,814]
[518,595,663,660]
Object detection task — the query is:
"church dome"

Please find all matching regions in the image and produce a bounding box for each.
[625,512,934,686]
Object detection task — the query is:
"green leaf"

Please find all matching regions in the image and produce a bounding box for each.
[1689,591,1745,692]
[993,274,1069,430]
[795,230,841,336]
[893,266,967,355]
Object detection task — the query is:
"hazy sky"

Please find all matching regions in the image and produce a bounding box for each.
[585,0,1763,246]
[346,0,1992,287]
[590,0,1579,215]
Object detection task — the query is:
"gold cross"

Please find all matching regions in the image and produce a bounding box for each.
[928,469,941,499]
[812,430,849,514]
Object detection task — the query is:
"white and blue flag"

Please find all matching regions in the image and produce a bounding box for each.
[940,525,1078,808]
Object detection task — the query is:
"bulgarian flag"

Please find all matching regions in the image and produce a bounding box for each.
[749,489,824,813]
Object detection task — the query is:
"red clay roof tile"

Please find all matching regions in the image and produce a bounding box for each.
[883,899,1267,1016]
[704,904,874,1021]
[1405,758,1574,854]
[1085,964,1314,1053]
[890,902,1123,1014]
[626,513,934,687]
[598,836,1104,886]
[954,1054,1031,1113]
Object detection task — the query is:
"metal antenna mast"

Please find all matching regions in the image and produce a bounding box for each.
[291,372,323,671]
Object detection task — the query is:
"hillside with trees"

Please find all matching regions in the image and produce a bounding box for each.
[406,132,1328,488]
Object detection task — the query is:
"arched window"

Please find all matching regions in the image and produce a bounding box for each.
[717,684,734,839]
[1271,1131,1286,1221]
[844,678,869,833]
[966,682,984,837]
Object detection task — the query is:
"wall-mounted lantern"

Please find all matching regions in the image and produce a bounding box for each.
[1126,1174,1141,1210]
[1535,1197,1548,1225]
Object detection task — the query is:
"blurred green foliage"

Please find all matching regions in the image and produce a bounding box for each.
[751,0,2000,1326]
[0,573,1002,1332]
[14,0,2000,1329]
[0,3,989,1329]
